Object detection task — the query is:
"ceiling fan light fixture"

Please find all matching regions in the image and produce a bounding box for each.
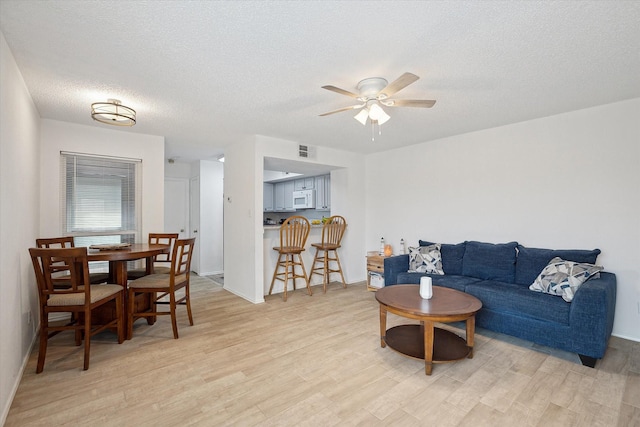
[354,108,369,125]
[91,99,136,126]
[356,77,388,99]
[321,72,434,137]
[368,103,390,125]
[377,110,391,125]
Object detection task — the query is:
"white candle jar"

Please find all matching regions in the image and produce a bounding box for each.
[420,276,433,299]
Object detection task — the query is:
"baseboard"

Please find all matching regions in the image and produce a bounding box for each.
[611,332,640,343]
[1,328,38,425]
[195,270,223,277]
[225,285,264,304]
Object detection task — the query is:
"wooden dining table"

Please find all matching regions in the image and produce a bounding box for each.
[86,243,170,338]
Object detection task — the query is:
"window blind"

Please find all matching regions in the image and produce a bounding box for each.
[60,152,142,246]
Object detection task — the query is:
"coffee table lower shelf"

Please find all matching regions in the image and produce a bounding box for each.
[384,324,471,363]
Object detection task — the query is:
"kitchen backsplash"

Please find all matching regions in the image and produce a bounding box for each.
[263,210,330,225]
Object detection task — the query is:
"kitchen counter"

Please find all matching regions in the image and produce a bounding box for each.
[263,224,324,230]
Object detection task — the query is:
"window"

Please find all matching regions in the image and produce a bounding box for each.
[61,152,141,247]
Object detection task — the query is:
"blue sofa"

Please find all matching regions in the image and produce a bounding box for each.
[383,240,617,367]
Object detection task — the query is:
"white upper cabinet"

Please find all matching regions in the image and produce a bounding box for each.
[263,183,274,212]
[284,181,295,211]
[274,181,296,212]
[274,182,285,211]
[294,177,315,191]
[315,175,330,211]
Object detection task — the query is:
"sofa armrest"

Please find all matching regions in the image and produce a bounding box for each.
[383,254,410,286]
[569,271,617,358]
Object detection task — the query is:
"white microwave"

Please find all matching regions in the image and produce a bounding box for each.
[292,189,316,209]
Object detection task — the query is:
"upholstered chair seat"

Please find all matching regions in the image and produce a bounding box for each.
[47,284,123,306]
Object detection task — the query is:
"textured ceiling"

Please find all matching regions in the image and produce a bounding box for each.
[1,1,639,163]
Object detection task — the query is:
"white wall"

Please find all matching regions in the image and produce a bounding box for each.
[330,164,366,283]
[0,31,42,425]
[195,159,224,275]
[223,136,259,301]
[365,98,640,342]
[224,135,367,303]
[165,160,192,179]
[38,120,165,239]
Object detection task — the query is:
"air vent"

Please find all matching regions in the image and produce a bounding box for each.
[299,145,315,159]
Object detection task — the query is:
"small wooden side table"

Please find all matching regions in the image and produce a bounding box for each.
[366,252,388,291]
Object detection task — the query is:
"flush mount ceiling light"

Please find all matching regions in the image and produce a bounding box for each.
[91,99,136,126]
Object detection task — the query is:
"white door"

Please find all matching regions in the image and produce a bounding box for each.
[164,178,189,238]
[190,176,200,273]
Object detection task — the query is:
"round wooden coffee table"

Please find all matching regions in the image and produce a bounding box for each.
[375,284,482,375]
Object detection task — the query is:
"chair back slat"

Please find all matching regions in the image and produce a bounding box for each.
[279,216,310,249]
[171,237,196,280]
[149,233,179,264]
[36,236,75,249]
[321,215,347,246]
[36,237,76,282]
[29,247,91,302]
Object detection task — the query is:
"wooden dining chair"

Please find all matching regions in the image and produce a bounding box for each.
[36,237,110,285]
[29,246,124,373]
[127,232,179,280]
[269,216,312,301]
[127,237,196,339]
[308,215,347,293]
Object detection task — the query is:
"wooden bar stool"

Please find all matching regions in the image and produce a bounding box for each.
[269,216,312,301]
[308,215,347,293]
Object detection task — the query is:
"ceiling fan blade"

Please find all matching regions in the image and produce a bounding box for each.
[321,85,360,98]
[319,104,365,116]
[384,99,436,108]
[379,72,419,97]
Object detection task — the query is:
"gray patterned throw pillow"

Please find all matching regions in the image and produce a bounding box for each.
[529,256,603,302]
[408,244,444,275]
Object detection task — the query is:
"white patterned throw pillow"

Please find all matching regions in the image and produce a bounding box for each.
[529,257,603,302]
[408,244,444,275]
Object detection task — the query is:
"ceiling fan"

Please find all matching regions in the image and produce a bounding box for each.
[319,72,436,126]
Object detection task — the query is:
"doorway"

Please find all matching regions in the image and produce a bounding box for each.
[164,178,189,239]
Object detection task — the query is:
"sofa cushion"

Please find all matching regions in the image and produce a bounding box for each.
[515,245,601,285]
[529,257,603,302]
[466,280,571,325]
[395,272,481,292]
[408,244,444,274]
[419,240,466,275]
[461,241,518,283]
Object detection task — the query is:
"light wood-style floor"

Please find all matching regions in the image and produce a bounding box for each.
[6,277,640,426]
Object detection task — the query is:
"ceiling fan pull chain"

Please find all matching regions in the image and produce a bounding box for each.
[371,122,375,142]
